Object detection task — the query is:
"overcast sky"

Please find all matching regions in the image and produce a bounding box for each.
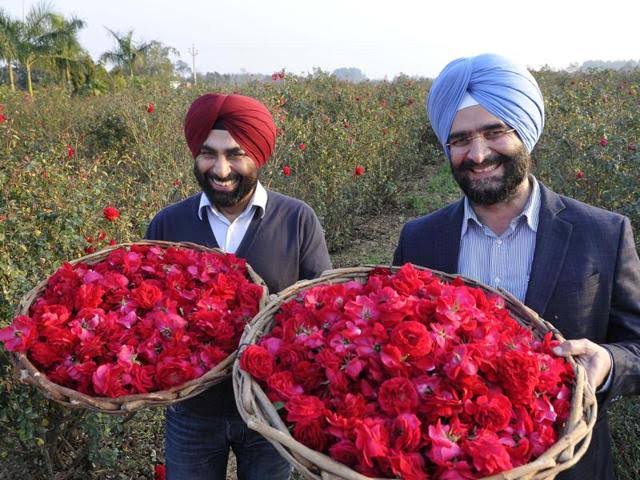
[1,0,638,79]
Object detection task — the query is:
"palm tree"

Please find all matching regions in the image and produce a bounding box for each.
[0,10,20,91]
[47,13,86,85]
[13,3,58,96]
[9,3,86,96]
[100,28,151,79]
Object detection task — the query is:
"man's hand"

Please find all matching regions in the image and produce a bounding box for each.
[553,339,612,390]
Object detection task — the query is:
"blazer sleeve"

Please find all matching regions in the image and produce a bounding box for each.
[144,212,164,241]
[392,225,406,266]
[602,216,640,400]
[298,206,332,280]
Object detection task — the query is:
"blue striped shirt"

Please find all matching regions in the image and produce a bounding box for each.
[458,177,541,302]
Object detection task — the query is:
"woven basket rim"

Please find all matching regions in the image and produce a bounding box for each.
[233,264,598,480]
[11,240,269,414]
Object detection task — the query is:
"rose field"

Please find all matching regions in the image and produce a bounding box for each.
[1,69,640,479]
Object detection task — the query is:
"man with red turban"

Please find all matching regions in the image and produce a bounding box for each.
[146,93,332,480]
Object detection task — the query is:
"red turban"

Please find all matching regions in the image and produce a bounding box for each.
[184,93,276,168]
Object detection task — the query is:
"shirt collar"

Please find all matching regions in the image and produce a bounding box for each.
[460,175,541,237]
[197,181,267,221]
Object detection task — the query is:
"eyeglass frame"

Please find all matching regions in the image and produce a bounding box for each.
[446,127,517,150]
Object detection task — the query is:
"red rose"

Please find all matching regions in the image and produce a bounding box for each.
[379,377,419,415]
[103,205,120,221]
[67,145,75,158]
[147,102,155,113]
[266,371,303,401]
[427,420,462,466]
[354,165,365,176]
[328,440,360,467]
[240,345,274,380]
[354,417,390,468]
[389,452,427,480]
[30,342,64,368]
[285,394,325,425]
[498,350,539,405]
[293,420,328,451]
[92,364,128,397]
[392,413,422,451]
[130,364,155,393]
[391,321,432,357]
[466,391,512,431]
[0,316,37,352]
[298,143,306,151]
[575,170,585,180]
[131,281,163,309]
[530,423,557,457]
[464,429,512,476]
[156,358,196,389]
[154,463,166,480]
[282,165,292,177]
[599,137,608,147]
[74,283,105,310]
[292,360,325,390]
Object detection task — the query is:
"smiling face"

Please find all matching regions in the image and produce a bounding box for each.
[193,129,259,212]
[448,105,531,205]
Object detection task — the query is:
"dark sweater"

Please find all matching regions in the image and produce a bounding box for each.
[145,190,332,415]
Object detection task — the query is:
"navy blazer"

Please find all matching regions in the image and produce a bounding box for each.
[393,183,640,480]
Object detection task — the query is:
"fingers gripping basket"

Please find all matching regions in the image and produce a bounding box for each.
[10,240,268,414]
[233,265,597,480]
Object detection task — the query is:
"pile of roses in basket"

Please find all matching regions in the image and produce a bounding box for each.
[240,264,575,480]
[1,244,264,397]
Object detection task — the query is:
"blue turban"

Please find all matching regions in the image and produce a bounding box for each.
[427,53,545,159]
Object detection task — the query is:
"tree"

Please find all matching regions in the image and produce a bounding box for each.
[14,3,57,96]
[332,67,367,82]
[100,28,152,79]
[0,9,20,91]
[137,40,178,78]
[174,59,191,79]
[46,13,86,85]
[11,3,87,96]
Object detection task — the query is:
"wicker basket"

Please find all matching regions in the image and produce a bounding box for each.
[10,240,268,414]
[233,265,597,480]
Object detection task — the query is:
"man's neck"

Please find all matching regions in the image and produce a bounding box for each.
[471,177,532,236]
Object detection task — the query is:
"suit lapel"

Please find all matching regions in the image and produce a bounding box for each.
[433,199,464,274]
[524,184,573,315]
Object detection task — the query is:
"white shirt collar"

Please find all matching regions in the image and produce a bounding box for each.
[197,181,267,221]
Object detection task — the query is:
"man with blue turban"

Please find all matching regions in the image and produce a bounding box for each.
[394,53,640,480]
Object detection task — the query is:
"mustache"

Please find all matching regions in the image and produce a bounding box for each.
[457,154,508,172]
[207,173,241,182]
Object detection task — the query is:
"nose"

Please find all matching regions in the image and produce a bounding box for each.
[212,155,232,178]
[465,135,492,164]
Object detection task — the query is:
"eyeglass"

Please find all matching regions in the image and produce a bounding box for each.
[446,128,516,150]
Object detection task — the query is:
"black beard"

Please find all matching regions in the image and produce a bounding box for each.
[193,163,258,208]
[450,147,530,205]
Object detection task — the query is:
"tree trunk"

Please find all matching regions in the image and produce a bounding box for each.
[27,63,34,97]
[8,62,15,91]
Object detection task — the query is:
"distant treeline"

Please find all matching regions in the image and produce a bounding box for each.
[572,60,640,72]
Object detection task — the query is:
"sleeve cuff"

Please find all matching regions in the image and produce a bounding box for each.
[595,347,614,394]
